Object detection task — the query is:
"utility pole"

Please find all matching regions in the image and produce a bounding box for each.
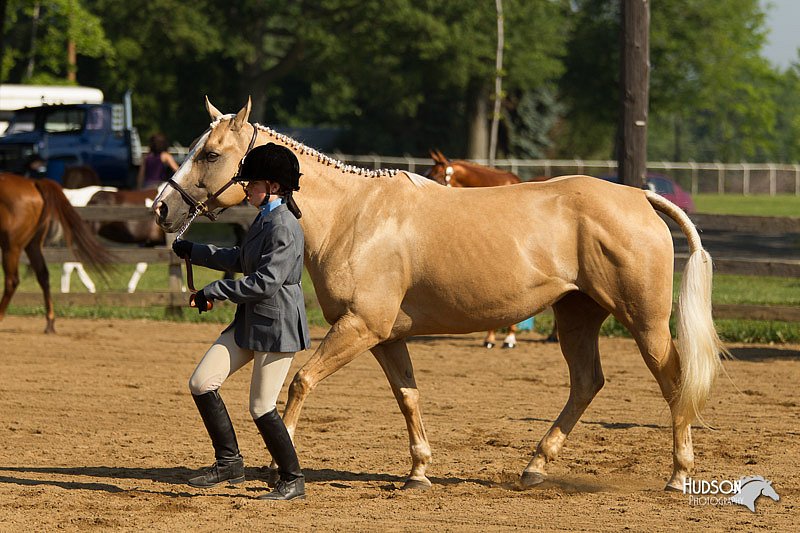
[618,0,650,188]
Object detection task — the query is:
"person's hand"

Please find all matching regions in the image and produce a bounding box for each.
[172,239,194,259]
[191,289,211,313]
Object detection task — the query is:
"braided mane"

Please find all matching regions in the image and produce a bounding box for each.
[208,115,399,179]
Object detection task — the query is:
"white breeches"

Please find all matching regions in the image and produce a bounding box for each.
[188,329,294,419]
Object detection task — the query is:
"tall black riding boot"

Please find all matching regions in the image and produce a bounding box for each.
[254,409,305,501]
[188,390,245,488]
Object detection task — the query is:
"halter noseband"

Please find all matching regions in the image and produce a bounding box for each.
[165,123,258,221]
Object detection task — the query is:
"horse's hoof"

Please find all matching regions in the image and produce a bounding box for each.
[664,483,683,492]
[519,471,547,488]
[545,335,558,343]
[402,478,431,491]
[483,342,495,349]
[502,342,515,349]
[266,467,279,487]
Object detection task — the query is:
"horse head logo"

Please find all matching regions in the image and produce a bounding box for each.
[730,476,780,513]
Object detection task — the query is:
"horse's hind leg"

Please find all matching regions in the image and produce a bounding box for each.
[0,244,23,323]
[629,326,692,491]
[24,233,55,333]
[502,323,518,349]
[371,340,432,490]
[521,291,609,488]
[483,329,496,348]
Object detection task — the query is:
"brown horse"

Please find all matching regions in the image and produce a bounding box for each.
[89,189,166,246]
[0,173,113,332]
[425,149,521,187]
[154,98,726,492]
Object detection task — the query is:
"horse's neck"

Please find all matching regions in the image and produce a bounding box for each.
[455,162,505,186]
[295,161,366,263]
[250,126,371,266]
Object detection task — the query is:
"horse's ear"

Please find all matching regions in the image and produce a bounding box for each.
[429,149,440,163]
[205,96,223,121]
[231,96,252,131]
[436,149,449,163]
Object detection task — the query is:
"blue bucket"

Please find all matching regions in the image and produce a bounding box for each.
[516,316,535,331]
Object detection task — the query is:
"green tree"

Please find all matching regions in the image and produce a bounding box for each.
[557,0,782,163]
[1,0,112,83]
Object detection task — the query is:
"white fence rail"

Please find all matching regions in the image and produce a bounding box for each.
[168,146,800,196]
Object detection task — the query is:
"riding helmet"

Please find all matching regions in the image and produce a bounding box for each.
[234,143,301,192]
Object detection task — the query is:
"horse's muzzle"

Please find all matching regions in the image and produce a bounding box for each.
[154,201,168,226]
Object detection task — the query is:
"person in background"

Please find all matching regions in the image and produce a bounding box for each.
[136,132,179,189]
[23,154,47,179]
[172,143,311,501]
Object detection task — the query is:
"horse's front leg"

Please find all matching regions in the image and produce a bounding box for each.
[272,313,386,478]
[370,339,432,490]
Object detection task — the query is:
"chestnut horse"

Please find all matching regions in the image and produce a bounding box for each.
[153,98,726,492]
[425,149,521,187]
[0,173,113,332]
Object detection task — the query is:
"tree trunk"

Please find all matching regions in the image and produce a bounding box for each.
[0,0,8,83]
[488,0,504,166]
[67,40,76,82]
[24,2,41,81]
[618,0,650,188]
[467,82,489,160]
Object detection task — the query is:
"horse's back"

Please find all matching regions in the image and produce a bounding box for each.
[0,173,45,216]
[392,174,673,334]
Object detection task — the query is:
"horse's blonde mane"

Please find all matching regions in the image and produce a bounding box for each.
[207,116,422,183]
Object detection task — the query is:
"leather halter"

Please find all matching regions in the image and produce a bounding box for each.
[164,123,258,221]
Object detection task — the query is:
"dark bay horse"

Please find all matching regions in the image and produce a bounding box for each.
[0,173,113,332]
[153,99,727,492]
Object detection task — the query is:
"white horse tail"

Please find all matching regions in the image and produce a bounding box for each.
[645,190,728,425]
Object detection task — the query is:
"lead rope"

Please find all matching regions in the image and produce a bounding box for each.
[172,211,213,310]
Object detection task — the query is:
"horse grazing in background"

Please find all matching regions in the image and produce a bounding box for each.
[425,149,537,348]
[0,173,114,332]
[152,98,728,493]
[425,149,521,187]
[56,164,166,294]
[89,188,166,246]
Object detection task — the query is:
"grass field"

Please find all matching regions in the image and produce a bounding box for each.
[694,193,800,216]
[7,263,800,343]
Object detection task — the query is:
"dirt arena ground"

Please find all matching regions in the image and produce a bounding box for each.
[0,316,796,531]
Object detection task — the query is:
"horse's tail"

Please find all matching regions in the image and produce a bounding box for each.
[34,179,115,274]
[646,190,728,425]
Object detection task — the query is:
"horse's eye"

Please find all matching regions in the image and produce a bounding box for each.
[206,152,219,162]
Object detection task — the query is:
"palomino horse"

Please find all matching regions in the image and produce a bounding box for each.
[153,98,726,492]
[0,173,113,332]
[425,149,553,348]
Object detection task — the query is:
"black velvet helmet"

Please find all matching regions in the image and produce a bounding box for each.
[234,142,301,192]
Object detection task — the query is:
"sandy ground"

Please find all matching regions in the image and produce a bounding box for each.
[0,316,797,531]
